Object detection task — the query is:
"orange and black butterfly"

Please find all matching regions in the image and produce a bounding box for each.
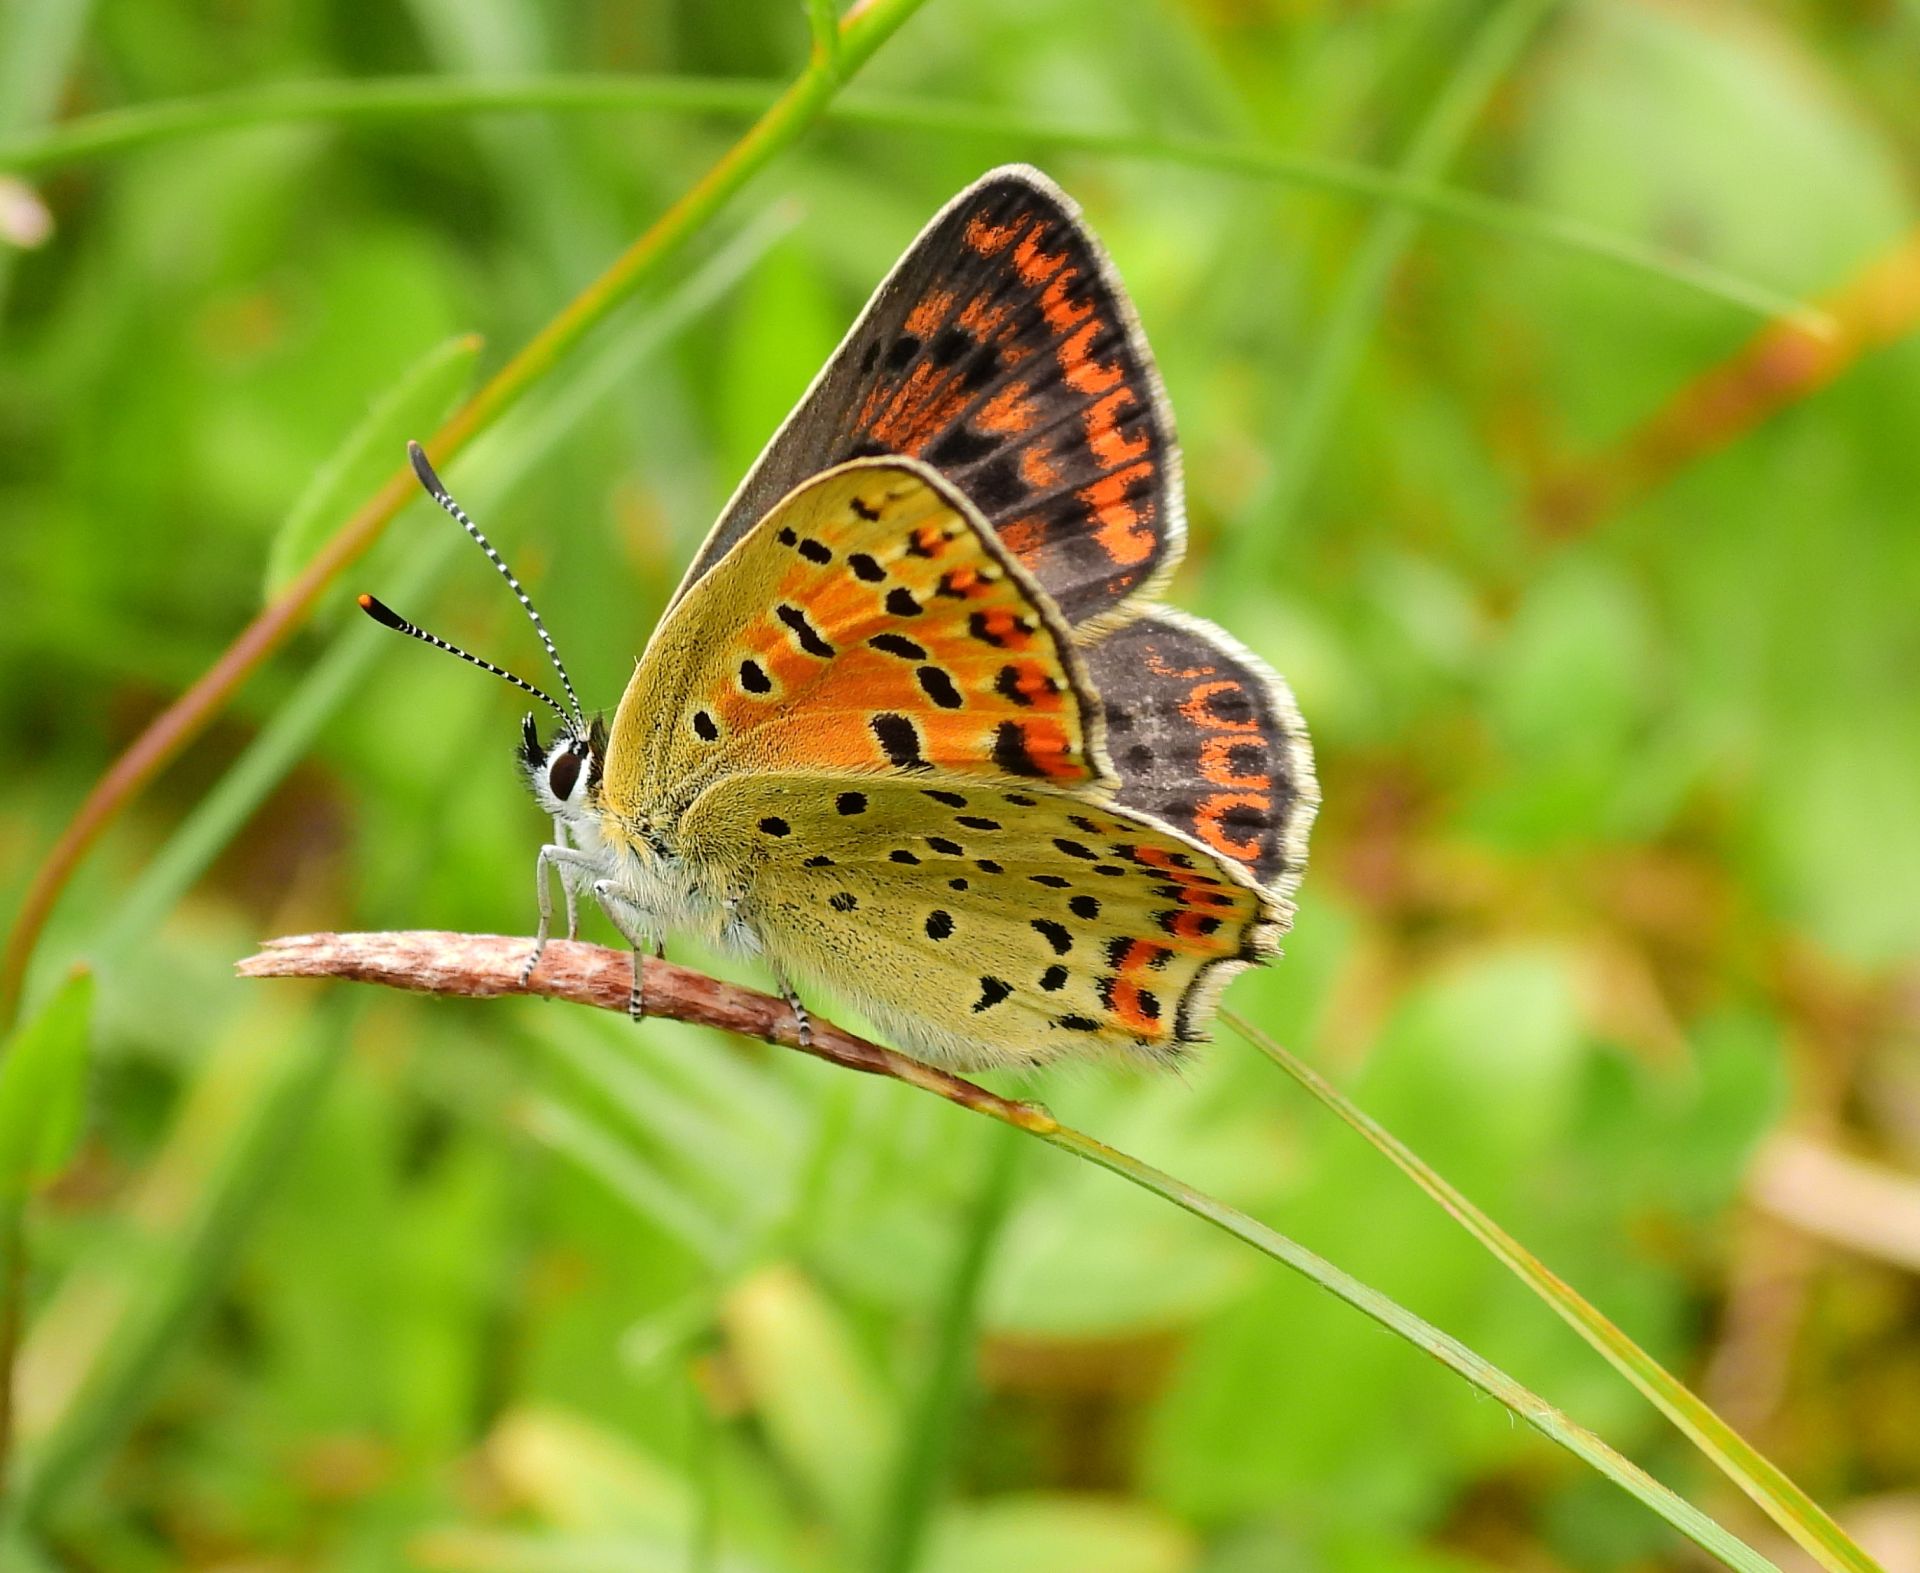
[679,165,1317,903]
[366,167,1316,1068]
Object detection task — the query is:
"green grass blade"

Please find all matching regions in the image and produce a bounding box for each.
[1224,1010,1884,1573]
[868,1121,1023,1573]
[90,209,788,970]
[0,971,91,1197]
[1036,1117,1783,1573]
[1232,0,1560,574]
[0,78,1823,329]
[263,332,482,602]
[11,1011,340,1531]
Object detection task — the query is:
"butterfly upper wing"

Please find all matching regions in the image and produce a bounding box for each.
[675,771,1278,1069]
[1085,609,1318,908]
[603,457,1113,826]
[672,165,1183,633]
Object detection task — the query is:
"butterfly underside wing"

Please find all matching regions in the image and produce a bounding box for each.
[673,166,1182,632]
[599,456,1281,1068]
[1085,610,1315,907]
[676,773,1277,1068]
[603,457,1106,821]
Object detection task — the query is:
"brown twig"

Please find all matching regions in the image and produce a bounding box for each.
[236,931,1060,1134]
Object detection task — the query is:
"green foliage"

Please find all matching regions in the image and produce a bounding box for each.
[3,0,1916,1569]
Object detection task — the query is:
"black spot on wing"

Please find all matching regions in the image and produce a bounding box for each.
[1031,919,1073,955]
[992,721,1044,777]
[776,603,835,658]
[915,666,964,709]
[973,976,1013,1013]
[871,713,930,770]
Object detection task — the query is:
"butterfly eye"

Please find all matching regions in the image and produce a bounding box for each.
[548,747,582,803]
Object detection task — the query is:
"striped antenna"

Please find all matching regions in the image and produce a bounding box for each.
[406,440,585,729]
[358,593,571,724]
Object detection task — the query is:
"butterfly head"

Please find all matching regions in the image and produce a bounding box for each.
[520,712,607,822]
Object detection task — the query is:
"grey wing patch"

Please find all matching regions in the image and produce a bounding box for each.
[1083,609,1317,903]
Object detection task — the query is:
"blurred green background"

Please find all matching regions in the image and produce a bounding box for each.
[3,0,1918,1568]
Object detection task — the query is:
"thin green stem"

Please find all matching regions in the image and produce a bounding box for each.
[0,0,934,1516]
[1223,1010,1883,1573]
[0,0,933,1028]
[1036,1121,1780,1573]
[1227,0,1560,579]
[244,933,1788,1573]
[868,1122,1023,1573]
[0,78,1823,330]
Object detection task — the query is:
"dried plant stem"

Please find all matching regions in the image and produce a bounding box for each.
[239,932,1058,1130]
[236,929,1780,1573]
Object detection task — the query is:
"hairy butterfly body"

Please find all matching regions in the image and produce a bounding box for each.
[365,167,1316,1070]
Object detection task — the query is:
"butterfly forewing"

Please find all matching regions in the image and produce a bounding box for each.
[674,772,1277,1067]
[603,457,1112,825]
[674,166,1182,631]
[1085,610,1317,903]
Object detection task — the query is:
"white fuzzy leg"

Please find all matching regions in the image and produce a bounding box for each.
[551,817,583,940]
[523,844,611,987]
[591,881,660,1021]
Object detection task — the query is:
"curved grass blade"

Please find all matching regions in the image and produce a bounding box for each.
[1038,1118,1783,1573]
[0,80,1824,332]
[0,971,91,1199]
[263,332,482,602]
[1224,1009,1883,1573]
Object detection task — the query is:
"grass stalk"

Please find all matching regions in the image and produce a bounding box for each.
[0,0,935,1030]
[1226,0,1559,579]
[241,930,1786,1573]
[1223,1010,1884,1573]
[868,1121,1024,1573]
[0,77,1820,329]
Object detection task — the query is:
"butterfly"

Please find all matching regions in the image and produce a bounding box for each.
[361,166,1318,1070]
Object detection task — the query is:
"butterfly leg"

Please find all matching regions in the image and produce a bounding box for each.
[590,880,659,1023]
[523,843,607,988]
[551,819,583,941]
[774,972,813,1049]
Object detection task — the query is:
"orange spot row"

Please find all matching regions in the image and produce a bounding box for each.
[1013,225,1069,285]
[863,362,973,455]
[1058,320,1123,396]
[1085,386,1148,468]
[1179,680,1257,734]
[1194,793,1267,863]
[1078,461,1157,568]
[965,209,1025,257]
[978,382,1038,436]
[1019,446,1060,489]
[904,288,956,339]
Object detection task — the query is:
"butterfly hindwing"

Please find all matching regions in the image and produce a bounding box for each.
[675,771,1278,1068]
[1085,609,1318,905]
[673,166,1182,632]
[603,457,1112,824]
